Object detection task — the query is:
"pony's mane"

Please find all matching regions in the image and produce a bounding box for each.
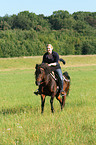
[36,63,52,74]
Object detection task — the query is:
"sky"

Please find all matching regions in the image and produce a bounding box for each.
[0,0,96,17]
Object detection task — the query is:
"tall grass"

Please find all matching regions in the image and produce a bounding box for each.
[0,55,96,145]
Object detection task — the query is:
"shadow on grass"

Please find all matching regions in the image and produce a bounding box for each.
[0,104,40,115]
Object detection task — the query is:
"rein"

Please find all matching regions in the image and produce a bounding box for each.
[50,72,70,82]
[50,72,57,81]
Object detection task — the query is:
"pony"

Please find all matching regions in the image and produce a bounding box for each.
[34,63,70,113]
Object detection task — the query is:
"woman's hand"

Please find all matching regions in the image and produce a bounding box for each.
[48,62,57,66]
[48,64,51,66]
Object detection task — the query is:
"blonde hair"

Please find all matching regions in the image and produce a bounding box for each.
[46,44,53,49]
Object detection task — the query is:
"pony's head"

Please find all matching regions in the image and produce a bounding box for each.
[35,63,52,86]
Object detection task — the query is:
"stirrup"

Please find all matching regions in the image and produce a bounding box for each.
[60,90,66,97]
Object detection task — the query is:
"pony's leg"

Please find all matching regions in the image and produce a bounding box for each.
[50,96,54,113]
[62,93,66,109]
[56,94,63,110]
[41,94,46,113]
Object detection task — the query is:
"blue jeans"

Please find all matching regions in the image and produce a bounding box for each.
[54,69,63,92]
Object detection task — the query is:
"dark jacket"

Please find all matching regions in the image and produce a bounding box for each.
[42,51,61,71]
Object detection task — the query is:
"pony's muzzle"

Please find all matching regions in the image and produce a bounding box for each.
[35,81,38,85]
[36,81,40,86]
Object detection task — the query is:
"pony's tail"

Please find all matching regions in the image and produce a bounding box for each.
[63,71,71,96]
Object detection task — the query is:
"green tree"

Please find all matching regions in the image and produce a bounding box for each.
[48,10,70,30]
[0,21,11,30]
[12,14,31,30]
[85,16,96,28]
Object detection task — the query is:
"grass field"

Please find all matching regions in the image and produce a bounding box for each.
[0,55,96,145]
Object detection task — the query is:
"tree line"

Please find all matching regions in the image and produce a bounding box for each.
[0,10,96,57]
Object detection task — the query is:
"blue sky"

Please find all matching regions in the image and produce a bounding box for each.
[0,0,96,17]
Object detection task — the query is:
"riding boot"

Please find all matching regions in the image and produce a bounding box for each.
[59,79,65,97]
[60,90,65,97]
[54,68,64,96]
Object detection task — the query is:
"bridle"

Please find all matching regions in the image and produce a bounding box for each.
[36,67,46,86]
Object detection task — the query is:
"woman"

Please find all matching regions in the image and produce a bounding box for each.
[42,44,64,96]
[34,44,65,96]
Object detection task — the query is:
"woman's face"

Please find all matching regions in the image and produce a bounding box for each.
[47,45,53,54]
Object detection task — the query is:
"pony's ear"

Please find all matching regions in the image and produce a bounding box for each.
[35,64,38,69]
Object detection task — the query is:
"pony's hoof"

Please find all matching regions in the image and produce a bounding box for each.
[51,110,55,113]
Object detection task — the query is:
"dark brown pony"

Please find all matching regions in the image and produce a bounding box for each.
[35,63,70,113]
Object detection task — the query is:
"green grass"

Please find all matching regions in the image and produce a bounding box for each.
[0,55,96,145]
